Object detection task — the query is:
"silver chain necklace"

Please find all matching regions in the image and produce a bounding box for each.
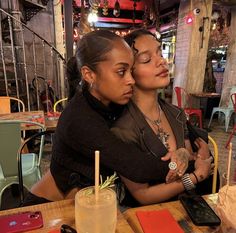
[143,105,170,150]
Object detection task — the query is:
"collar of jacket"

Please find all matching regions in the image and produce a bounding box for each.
[82,88,124,127]
[127,97,186,157]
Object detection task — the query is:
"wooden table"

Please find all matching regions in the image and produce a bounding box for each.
[44,114,59,131]
[0,111,58,131]
[124,194,227,233]
[0,199,134,233]
[189,93,221,120]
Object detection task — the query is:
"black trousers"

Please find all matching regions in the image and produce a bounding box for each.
[21,192,51,207]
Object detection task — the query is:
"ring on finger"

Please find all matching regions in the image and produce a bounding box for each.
[168,161,177,170]
[177,170,183,176]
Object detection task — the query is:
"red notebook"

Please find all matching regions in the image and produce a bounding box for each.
[136,209,184,233]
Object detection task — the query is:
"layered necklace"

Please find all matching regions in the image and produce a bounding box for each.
[143,105,170,150]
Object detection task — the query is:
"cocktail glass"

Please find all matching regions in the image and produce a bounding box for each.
[75,186,117,233]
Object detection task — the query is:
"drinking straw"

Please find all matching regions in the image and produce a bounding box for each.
[95,150,100,201]
[226,143,232,186]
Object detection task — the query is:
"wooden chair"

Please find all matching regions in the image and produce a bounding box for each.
[0,97,25,114]
[225,93,236,148]
[174,87,203,128]
[53,97,68,112]
[208,135,219,194]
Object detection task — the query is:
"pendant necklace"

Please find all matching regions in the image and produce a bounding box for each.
[143,105,170,150]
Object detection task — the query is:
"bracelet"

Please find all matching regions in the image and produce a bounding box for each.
[192,172,199,183]
[181,173,196,191]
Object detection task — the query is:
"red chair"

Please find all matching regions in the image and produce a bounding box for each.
[225,93,236,148]
[174,86,203,128]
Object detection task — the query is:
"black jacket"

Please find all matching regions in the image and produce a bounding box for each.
[50,89,176,194]
[111,99,217,207]
[111,99,188,184]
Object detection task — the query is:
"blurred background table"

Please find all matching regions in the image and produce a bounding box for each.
[0,111,59,130]
[190,92,221,119]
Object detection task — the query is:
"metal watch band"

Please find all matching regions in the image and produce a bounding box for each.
[181,173,196,191]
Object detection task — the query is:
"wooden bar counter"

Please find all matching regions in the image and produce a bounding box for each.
[124,194,226,233]
[0,199,134,233]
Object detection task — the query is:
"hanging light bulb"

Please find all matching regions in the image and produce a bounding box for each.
[88,11,98,23]
[88,1,99,24]
[113,0,120,17]
[212,22,217,30]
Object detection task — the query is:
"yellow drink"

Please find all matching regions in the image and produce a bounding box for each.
[75,187,117,233]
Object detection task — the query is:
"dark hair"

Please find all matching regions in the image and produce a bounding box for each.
[76,30,122,72]
[66,56,80,100]
[75,30,123,90]
[124,29,158,55]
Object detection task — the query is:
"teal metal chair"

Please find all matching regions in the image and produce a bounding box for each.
[208,86,236,132]
[0,120,45,208]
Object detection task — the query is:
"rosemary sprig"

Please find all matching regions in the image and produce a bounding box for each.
[99,172,118,190]
[85,172,118,195]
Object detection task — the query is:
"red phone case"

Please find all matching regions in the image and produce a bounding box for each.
[0,211,43,233]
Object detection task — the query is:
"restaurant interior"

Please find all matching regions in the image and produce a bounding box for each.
[0,0,236,232]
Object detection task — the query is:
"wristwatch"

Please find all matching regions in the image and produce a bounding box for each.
[181,173,196,191]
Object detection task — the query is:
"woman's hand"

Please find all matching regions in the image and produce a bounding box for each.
[162,148,190,183]
[194,137,210,160]
[194,156,213,182]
